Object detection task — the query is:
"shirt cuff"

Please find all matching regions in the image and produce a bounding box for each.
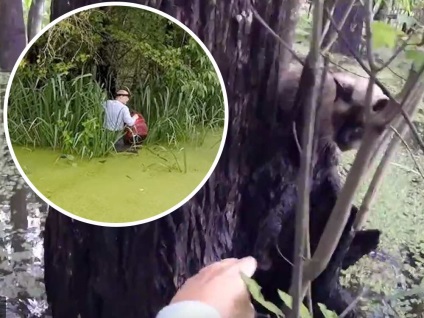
[156,301,221,318]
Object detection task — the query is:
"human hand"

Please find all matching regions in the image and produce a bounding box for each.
[132,114,139,120]
[170,257,257,318]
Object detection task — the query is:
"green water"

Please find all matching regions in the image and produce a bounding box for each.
[13,131,223,224]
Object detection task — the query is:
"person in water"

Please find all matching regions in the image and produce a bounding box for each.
[103,89,139,153]
[156,256,257,318]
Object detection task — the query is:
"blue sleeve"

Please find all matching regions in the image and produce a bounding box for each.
[155,301,221,318]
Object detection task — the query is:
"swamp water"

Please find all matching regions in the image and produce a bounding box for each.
[12,131,223,223]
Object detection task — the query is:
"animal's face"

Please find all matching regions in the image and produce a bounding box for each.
[330,73,389,152]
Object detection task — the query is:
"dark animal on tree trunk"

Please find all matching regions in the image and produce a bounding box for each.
[237,67,388,317]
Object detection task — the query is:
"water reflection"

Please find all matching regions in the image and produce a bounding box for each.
[0,185,421,317]
[0,185,49,317]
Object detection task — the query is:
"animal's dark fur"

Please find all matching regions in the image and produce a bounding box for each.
[234,67,383,317]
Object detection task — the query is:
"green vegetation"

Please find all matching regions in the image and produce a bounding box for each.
[8,7,225,159]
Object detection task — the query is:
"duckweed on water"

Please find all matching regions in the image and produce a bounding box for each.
[13,130,223,223]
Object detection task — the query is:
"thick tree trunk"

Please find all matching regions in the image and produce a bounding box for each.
[43,1,373,318]
[27,0,46,42]
[95,9,118,98]
[0,0,27,71]
[322,0,365,57]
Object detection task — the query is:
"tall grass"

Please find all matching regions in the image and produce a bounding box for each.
[8,73,118,159]
[130,72,225,147]
[8,71,225,158]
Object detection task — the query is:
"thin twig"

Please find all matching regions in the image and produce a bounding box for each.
[276,243,294,267]
[376,32,415,71]
[289,0,325,315]
[320,0,338,46]
[391,126,424,179]
[364,0,377,71]
[339,288,369,318]
[387,66,407,81]
[305,230,313,316]
[249,3,305,66]
[321,0,357,54]
[390,162,423,176]
[326,59,368,78]
[293,122,303,153]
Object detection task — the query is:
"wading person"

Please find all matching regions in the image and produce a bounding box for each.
[103,89,139,153]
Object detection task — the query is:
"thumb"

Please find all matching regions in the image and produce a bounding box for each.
[237,256,257,278]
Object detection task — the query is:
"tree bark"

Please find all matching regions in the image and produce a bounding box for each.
[43,1,373,318]
[0,0,27,71]
[322,0,365,57]
[27,0,46,42]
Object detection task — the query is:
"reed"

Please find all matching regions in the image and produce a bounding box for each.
[8,71,225,158]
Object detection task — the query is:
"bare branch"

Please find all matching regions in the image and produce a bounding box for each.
[249,3,305,66]
[320,0,338,45]
[305,229,313,316]
[376,32,415,71]
[390,162,423,176]
[364,0,377,71]
[339,288,369,318]
[289,1,325,315]
[321,0,357,54]
[391,126,424,179]
[386,66,407,81]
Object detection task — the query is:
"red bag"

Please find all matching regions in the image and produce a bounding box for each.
[124,111,148,145]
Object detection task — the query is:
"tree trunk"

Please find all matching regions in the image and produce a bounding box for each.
[43,1,372,318]
[322,0,365,57]
[373,0,389,21]
[0,0,27,71]
[95,8,118,98]
[27,0,46,42]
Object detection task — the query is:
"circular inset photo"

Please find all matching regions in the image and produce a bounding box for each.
[3,3,228,226]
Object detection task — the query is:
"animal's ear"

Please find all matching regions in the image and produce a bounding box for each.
[333,77,353,102]
[372,98,389,112]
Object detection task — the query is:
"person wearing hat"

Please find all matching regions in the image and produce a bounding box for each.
[103,89,139,152]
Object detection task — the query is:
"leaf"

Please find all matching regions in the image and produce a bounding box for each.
[370,21,402,49]
[277,290,312,318]
[240,273,284,317]
[317,303,338,318]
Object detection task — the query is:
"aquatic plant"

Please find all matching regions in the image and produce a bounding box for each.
[8,73,118,159]
[8,71,224,159]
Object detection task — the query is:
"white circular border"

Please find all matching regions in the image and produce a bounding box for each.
[3,1,229,228]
